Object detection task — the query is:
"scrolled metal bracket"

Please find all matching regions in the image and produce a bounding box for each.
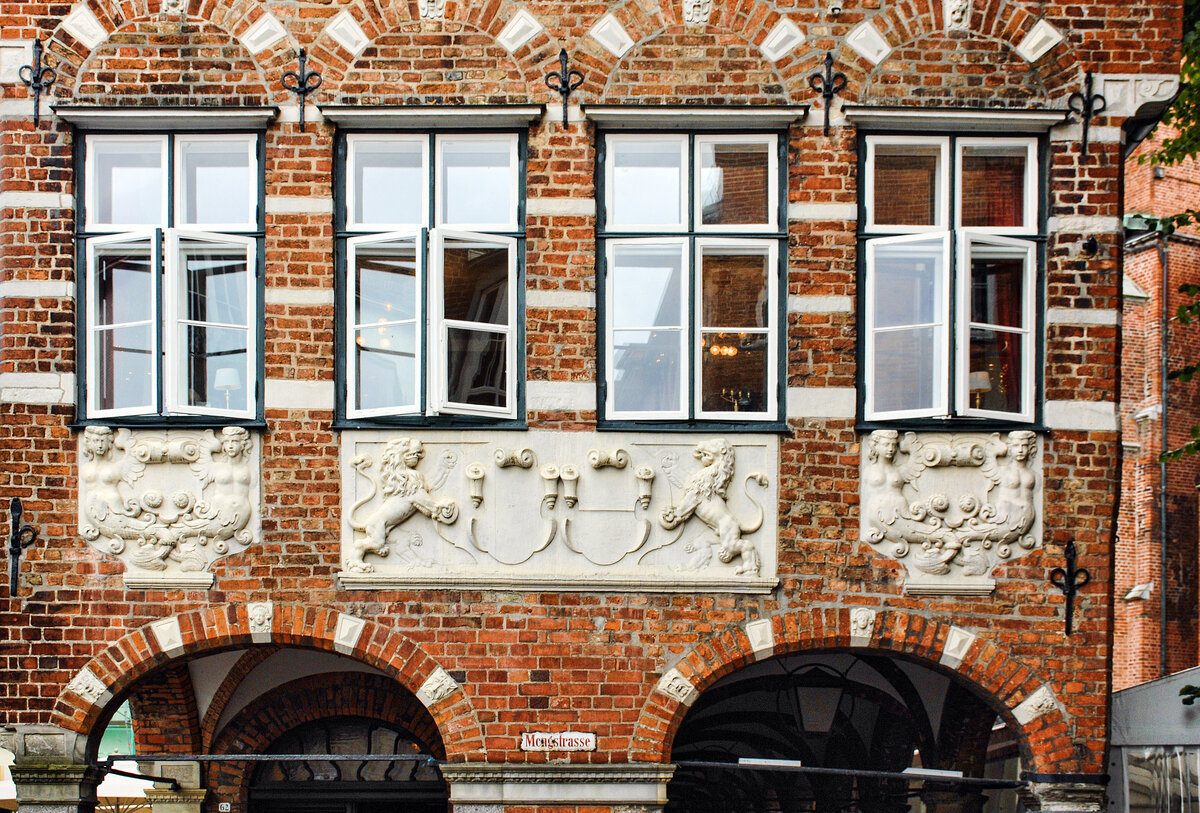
[8,497,40,596]
[1049,539,1090,636]
[809,52,847,137]
[281,48,322,131]
[544,48,584,130]
[1067,70,1106,159]
[18,38,57,128]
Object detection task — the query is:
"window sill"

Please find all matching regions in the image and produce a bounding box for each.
[597,419,791,434]
[70,416,267,430]
[332,416,529,431]
[855,417,1045,434]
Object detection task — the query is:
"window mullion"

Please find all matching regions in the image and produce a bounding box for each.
[156,227,167,416]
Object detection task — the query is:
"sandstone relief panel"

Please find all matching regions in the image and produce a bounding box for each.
[78,426,260,589]
[860,430,1041,595]
[339,431,778,592]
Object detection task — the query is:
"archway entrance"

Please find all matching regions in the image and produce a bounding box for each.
[248,716,448,813]
[666,651,1023,813]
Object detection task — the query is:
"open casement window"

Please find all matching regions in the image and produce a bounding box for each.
[599,131,784,424]
[80,131,262,422]
[339,131,522,422]
[861,133,1041,425]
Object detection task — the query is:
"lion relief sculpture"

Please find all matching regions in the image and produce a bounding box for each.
[347,438,459,573]
[659,439,768,575]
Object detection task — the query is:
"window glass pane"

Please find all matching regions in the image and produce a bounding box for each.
[872,238,944,328]
[441,139,512,226]
[699,141,770,226]
[184,325,247,410]
[356,245,418,325]
[970,247,1025,328]
[612,329,682,413]
[609,140,683,227]
[610,244,683,329]
[95,325,154,411]
[182,243,249,327]
[445,327,507,408]
[442,241,509,325]
[179,138,252,226]
[968,328,1023,414]
[701,331,768,413]
[701,246,769,328]
[873,144,941,227]
[353,140,424,225]
[91,139,163,226]
[355,323,417,411]
[873,327,937,413]
[96,249,154,326]
[961,145,1027,228]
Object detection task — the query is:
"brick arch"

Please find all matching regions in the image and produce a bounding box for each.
[207,672,448,811]
[306,1,556,101]
[40,0,295,103]
[199,646,279,750]
[51,605,484,760]
[629,609,1068,775]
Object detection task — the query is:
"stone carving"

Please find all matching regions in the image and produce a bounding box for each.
[346,438,459,573]
[682,0,712,25]
[657,440,768,576]
[495,448,535,468]
[247,602,273,634]
[418,0,445,19]
[657,669,698,705]
[339,432,778,591]
[66,668,108,703]
[418,667,460,705]
[588,448,630,469]
[1013,685,1058,725]
[161,0,186,13]
[940,626,977,668]
[744,618,774,654]
[849,608,876,645]
[1094,74,1181,117]
[945,0,970,29]
[79,426,258,584]
[860,430,1041,594]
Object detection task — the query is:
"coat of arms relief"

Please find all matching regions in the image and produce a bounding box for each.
[338,431,778,592]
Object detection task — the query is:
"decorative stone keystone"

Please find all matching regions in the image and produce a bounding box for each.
[849,608,876,646]
[744,618,774,656]
[656,669,698,706]
[1013,685,1058,725]
[939,626,977,668]
[417,667,460,706]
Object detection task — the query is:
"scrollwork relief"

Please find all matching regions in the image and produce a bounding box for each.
[682,0,712,25]
[860,430,1041,594]
[79,426,259,585]
[340,432,777,590]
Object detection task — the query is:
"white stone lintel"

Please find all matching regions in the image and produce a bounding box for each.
[1046,308,1117,326]
[276,103,324,126]
[264,378,335,410]
[526,196,595,216]
[525,380,596,413]
[265,287,335,306]
[525,289,595,310]
[0,280,73,299]
[787,201,857,221]
[786,387,856,420]
[788,295,853,314]
[1043,400,1118,432]
[265,195,333,215]
[1050,123,1121,144]
[0,191,74,210]
[1048,215,1121,233]
[0,372,75,405]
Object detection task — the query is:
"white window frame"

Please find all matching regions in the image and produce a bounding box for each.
[345,134,429,232]
[434,133,520,232]
[345,230,425,420]
[173,134,259,232]
[693,134,779,234]
[84,134,169,233]
[164,230,258,418]
[955,232,1036,422]
[863,232,952,422]
[603,134,690,233]
[864,135,950,234]
[85,230,160,418]
[694,237,778,421]
[604,237,690,421]
[429,228,519,419]
[954,137,1038,236]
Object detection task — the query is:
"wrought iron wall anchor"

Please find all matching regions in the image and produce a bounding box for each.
[1049,539,1090,636]
[7,497,40,596]
[281,49,322,131]
[809,52,847,137]
[544,48,584,129]
[1067,70,1106,159]
[18,38,57,128]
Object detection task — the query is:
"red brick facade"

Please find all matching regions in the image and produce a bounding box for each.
[0,0,1184,811]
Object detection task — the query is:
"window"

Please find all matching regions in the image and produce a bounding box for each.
[80,133,262,421]
[340,133,521,421]
[861,135,1041,423]
[598,132,784,423]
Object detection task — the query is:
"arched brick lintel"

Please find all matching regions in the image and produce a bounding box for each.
[628,608,1072,776]
[50,604,485,761]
